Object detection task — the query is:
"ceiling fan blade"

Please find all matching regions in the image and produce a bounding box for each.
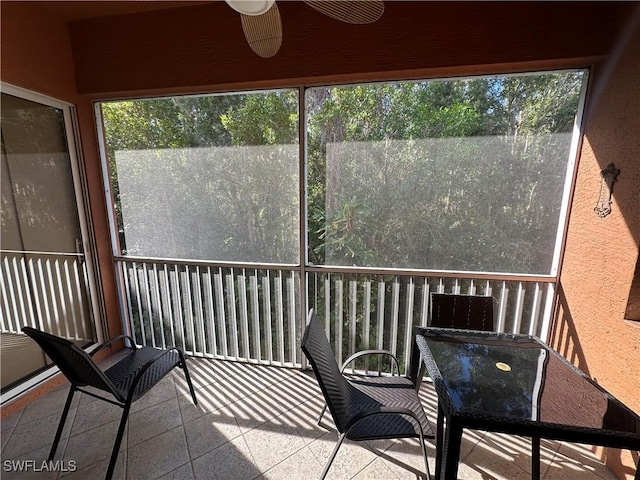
[241,2,282,58]
[303,0,384,24]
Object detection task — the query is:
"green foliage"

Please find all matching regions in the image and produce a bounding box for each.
[305,72,584,273]
[101,71,585,274]
[101,91,299,261]
[315,200,380,266]
[221,91,298,145]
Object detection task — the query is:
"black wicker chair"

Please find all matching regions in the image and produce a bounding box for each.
[301,310,433,480]
[419,293,495,389]
[430,293,494,331]
[22,327,198,480]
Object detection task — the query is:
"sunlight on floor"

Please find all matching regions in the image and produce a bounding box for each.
[1,355,618,480]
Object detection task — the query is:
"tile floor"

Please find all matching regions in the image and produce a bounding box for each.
[1,353,618,480]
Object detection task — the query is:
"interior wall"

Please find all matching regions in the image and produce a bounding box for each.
[0,3,123,362]
[551,9,640,479]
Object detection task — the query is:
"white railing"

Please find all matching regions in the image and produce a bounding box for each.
[116,257,556,374]
[118,259,300,366]
[308,270,555,375]
[0,250,94,342]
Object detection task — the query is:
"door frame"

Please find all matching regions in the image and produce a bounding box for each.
[0,82,105,404]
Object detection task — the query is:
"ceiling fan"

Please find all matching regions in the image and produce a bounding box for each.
[224,0,385,58]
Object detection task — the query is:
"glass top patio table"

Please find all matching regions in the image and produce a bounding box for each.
[410,327,640,480]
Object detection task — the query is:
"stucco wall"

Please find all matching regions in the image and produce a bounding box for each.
[0,3,124,370]
[0,2,77,98]
[552,11,640,479]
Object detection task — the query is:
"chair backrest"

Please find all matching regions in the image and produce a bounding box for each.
[430,293,494,331]
[22,327,122,400]
[301,310,355,432]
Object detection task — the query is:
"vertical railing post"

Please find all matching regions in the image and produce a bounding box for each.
[109,258,558,370]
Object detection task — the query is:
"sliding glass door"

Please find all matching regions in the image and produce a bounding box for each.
[1,87,97,393]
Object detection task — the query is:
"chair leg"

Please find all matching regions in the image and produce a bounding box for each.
[320,433,346,480]
[178,351,198,405]
[418,425,433,480]
[105,403,130,480]
[48,387,76,461]
[317,404,327,425]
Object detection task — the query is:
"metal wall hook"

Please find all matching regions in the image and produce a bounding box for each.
[594,163,620,217]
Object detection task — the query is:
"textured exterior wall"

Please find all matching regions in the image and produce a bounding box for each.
[0,2,77,98]
[552,11,640,479]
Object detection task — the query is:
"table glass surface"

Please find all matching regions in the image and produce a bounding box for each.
[421,330,640,435]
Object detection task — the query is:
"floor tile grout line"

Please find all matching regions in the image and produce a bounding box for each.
[57,405,77,464]
[237,433,262,478]
[258,444,319,479]
[364,451,406,480]
[227,387,286,428]
[456,432,484,463]
[153,461,192,480]
[180,388,245,464]
[542,443,613,480]
[542,447,565,480]
[175,370,200,480]
[60,407,128,476]
[149,458,192,480]
[369,437,426,479]
[248,412,318,477]
[346,436,394,480]
[3,428,70,470]
[10,394,74,430]
[305,430,380,480]
[297,428,330,475]
[2,360,621,480]
[127,396,183,449]
[1,407,24,454]
[185,433,235,465]
[172,370,196,480]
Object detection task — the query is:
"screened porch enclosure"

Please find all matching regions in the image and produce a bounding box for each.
[100,70,587,373]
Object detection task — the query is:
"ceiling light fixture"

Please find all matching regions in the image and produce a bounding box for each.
[225,0,275,16]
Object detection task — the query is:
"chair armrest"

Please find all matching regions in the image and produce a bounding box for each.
[89,335,137,357]
[341,349,401,376]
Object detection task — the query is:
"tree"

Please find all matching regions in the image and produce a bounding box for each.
[102,91,299,263]
[305,72,585,274]
[101,71,585,274]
